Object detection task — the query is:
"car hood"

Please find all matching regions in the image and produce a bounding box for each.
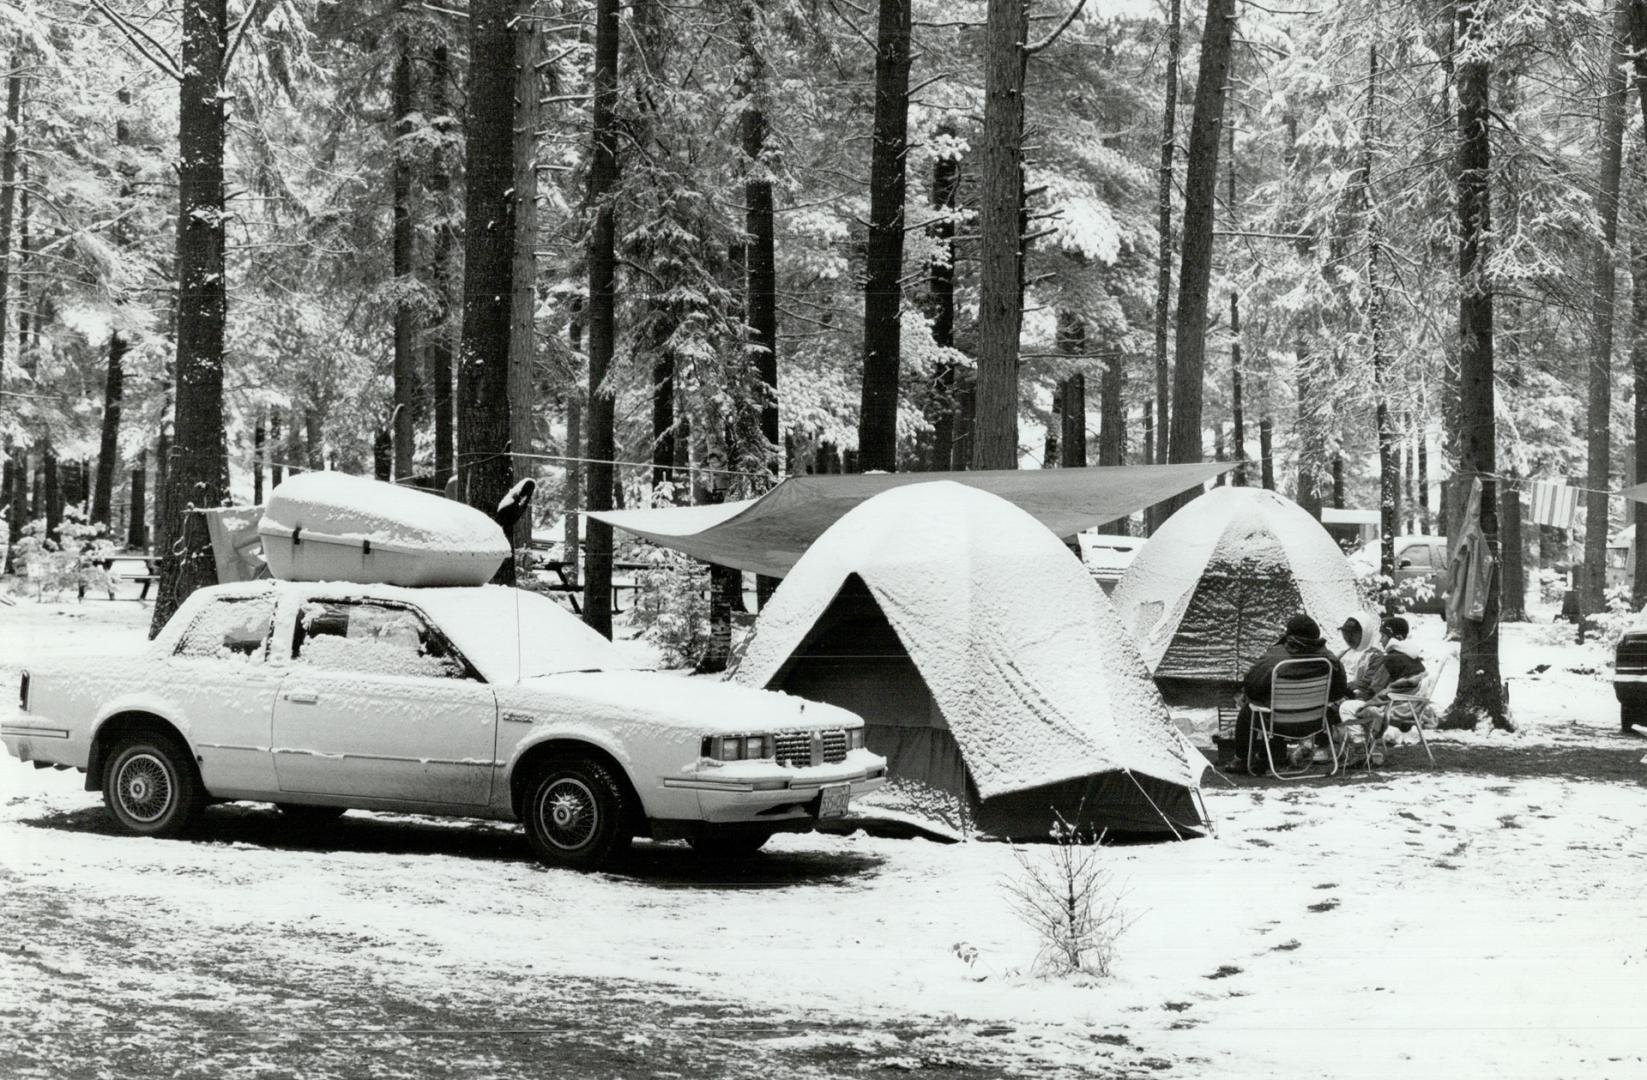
[508,670,862,734]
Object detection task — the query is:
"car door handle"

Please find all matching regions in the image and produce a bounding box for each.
[283,690,320,704]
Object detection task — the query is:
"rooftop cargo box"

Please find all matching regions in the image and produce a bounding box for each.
[259,472,511,587]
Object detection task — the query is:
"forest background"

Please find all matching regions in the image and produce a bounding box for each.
[3,0,1647,725]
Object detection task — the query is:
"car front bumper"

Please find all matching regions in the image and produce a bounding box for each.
[663,751,888,824]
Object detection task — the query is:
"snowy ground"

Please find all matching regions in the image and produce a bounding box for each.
[2,595,1644,1079]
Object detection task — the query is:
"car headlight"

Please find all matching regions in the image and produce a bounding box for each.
[848,727,864,750]
[702,734,773,761]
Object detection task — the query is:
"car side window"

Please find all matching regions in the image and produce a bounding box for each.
[175,595,277,660]
[294,600,469,680]
[1399,545,1431,569]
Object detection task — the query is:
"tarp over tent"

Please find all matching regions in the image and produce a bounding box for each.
[732,481,1209,839]
[588,462,1231,578]
[1110,487,1362,700]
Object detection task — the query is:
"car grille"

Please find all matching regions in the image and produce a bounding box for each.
[773,730,849,767]
[1617,635,1647,675]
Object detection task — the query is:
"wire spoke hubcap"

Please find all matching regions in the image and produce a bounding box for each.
[536,777,598,851]
[116,753,174,824]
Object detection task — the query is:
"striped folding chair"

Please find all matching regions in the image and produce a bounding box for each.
[1379,657,1445,767]
[1246,657,1337,780]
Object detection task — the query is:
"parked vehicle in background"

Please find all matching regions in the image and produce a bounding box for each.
[1076,531,1145,595]
[1613,627,1647,735]
[1350,535,1449,614]
[4,580,885,869]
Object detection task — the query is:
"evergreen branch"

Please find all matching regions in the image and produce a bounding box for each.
[223,0,276,74]
[1025,0,1088,56]
[89,1,182,82]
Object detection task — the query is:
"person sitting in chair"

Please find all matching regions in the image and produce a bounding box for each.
[1229,613,1347,773]
[1338,615,1427,761]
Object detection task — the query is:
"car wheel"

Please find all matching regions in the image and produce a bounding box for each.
[102,732,203,838]
[522,757,630,870]
[689,828,773,859]
[1622,702,1647,736]
[276,803,348,826]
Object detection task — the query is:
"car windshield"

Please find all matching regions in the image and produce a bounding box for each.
[417,587,648,684]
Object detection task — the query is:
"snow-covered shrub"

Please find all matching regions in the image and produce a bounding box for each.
[11,511,114,600]
[1002,815,1130,978]
[1354,569,1433,615]
[1536,568,1567,606]
[1588,587,1638,657]
[628,547,712,669]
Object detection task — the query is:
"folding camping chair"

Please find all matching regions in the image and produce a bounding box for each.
[1378,657,1445,767]
[1246,657,1338,780]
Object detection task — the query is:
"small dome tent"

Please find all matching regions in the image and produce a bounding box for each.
[1110,487,1361,702]
[731,482,1208,839]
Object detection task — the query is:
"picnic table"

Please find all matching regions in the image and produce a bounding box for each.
[530,555,651,614]
[78,552,162,602]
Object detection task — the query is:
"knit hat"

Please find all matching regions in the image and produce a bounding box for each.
[1285,613,1321,639]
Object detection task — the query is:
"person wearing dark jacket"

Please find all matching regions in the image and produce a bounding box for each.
[1231,613,1347,772]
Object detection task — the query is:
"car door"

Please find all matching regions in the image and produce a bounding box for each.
[271,597,497,806]
[166,590,283,794]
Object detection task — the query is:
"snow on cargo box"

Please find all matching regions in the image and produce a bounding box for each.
[259,472,511,587]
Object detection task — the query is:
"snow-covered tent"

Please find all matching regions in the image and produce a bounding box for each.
[731,482,1209,839]
[1110,487,1362,703]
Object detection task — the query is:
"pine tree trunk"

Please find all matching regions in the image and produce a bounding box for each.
[1162,0,1237,513]
[150,0,230,637]
[252,411,265,504]
[583,0,621,633]
[1098,349,1126,534]
[926,127,960,470]
[1634,210,1647,607]
[1153,0,1181,469]
[857,0,913,472]
[1365,41,1397,586]
[128,449,148,549]
[1260,417,1275,489]
[1417,422,1429,530]
[0,54,19,554]
[429,43,457,491]
[952,378,975,469]
[1044,382,1062,467]
[1501,479,1526,621]
[1294,337,1322,517]
[1445,0,1505,726]
[392,34,417,482]
[269,409,283,487]
[1142,401,1154,467]
[565,304,583,581]
[373,428,393,481]
[972,0,1027,470]
[509,14,541,537]
[1583,0,1629,613]
[43,447,59,540]
[739,0,779,483]
[1226,110,1246,486]
[93,331,125,527]
[458,0,520,585]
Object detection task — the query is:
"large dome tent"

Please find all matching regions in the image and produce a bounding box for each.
[1110,487,1362,703]
[731,482,1208,840]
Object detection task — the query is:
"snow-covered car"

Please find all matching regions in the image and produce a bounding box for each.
[4,580,886,869]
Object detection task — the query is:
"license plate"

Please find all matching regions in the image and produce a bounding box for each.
[818,784,850,819]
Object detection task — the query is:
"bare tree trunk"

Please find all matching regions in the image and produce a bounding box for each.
[1583,0,1629,613]
[856,0,913,472]
[151,0,230,636]
[583,0,621,633]
[128,449,148,549]
[429,42,457,491]
[1153,0,1180,469]
[1445,0,1506,727]
[972,0,1028,470]
[1162,0,1237,515]
[509,14,541,540]
[392,33,417,481]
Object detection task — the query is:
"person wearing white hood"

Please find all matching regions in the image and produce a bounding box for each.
[1338,616,1428,763]
[1337,612,1384,689]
